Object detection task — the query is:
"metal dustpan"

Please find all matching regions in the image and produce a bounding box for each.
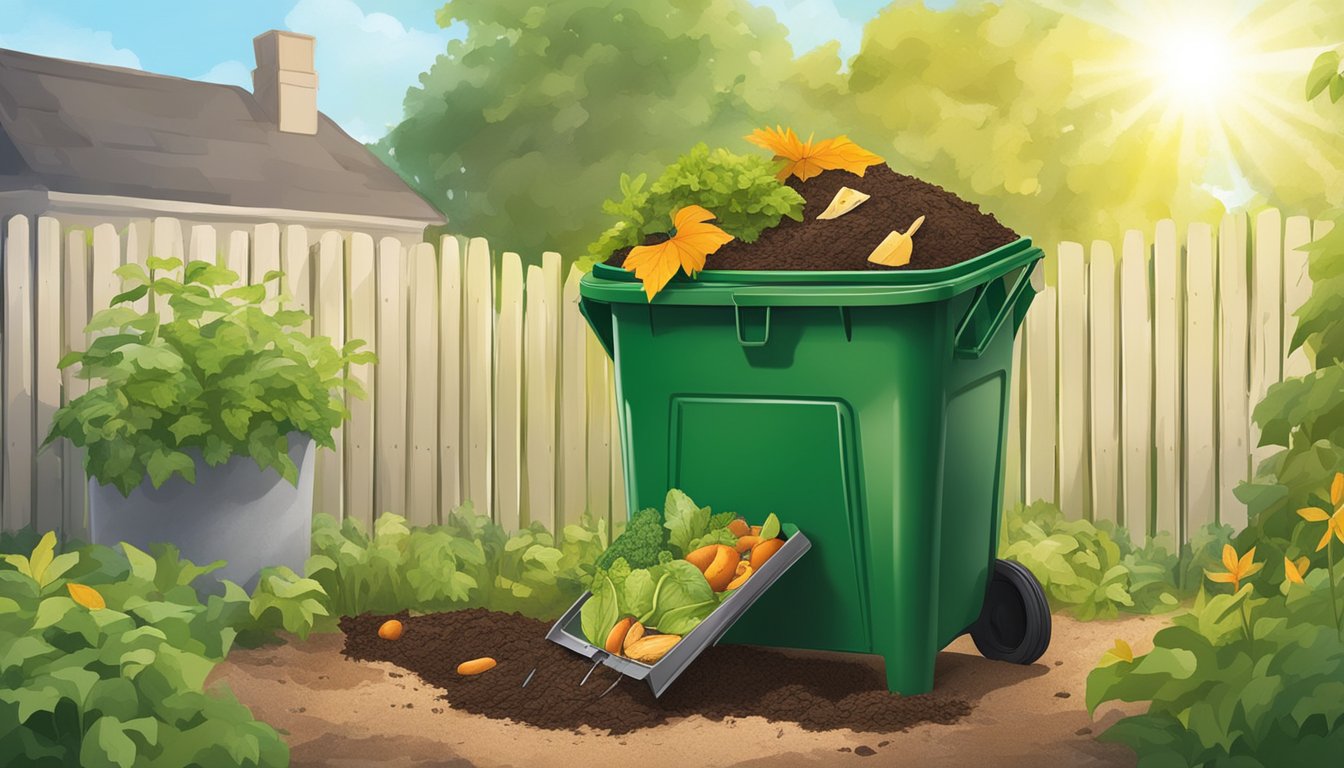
[546,525,811,698]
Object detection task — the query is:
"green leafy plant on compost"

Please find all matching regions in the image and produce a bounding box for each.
[306,504,608,620]
[44,259,374,496]
[583,142,805,266]
[999,501,1232,620]
[0,530,328,767]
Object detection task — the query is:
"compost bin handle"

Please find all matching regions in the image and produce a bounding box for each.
[952,259,1042,359]
[579,298,616,359]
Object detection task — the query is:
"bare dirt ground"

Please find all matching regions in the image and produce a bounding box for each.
[209,613,1164,768]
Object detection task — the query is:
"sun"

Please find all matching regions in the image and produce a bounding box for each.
[1054,0,1340,210]
[1143,17,1240,105]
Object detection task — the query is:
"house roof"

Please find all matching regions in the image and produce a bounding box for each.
[0,47,443,223]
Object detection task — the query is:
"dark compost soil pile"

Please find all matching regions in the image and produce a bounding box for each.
[605,165,1019,272]
[342,609,971,736]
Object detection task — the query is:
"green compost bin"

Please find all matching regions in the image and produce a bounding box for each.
[579,238,1048,695]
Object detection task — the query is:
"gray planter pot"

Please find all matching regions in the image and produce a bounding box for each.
[88,436,315,593]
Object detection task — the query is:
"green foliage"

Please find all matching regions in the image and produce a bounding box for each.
[583,144,805,264]
[307,505,607,620]
[45,259,374,496]
[1087,569,1344,766]
[594,507,669,570]
[1235,214,1344,591]
[378,0,844,262]
[1000,501,1231,619]
[0,533,295,767]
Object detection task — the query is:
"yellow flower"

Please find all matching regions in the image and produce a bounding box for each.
[1284,556,1311,585]
[1297,472,1344,552]
[67,583,106,610]
[1206,545,1263,592]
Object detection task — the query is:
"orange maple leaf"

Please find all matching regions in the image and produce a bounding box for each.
[624,205,734,301]
[744,126,884,182]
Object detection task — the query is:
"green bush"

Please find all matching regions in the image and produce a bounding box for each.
[0,531,323,767]
[307,504,608,620]
[1000,501,1233,619]
[1087,565,1344,766]
[45,259,373,496]
[583,142,806,265]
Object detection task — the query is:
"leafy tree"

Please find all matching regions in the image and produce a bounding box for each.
[378,0,845,262]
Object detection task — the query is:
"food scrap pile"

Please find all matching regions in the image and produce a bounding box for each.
[580,490,787,665]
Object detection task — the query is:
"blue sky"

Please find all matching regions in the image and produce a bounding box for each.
[0,0,940,142]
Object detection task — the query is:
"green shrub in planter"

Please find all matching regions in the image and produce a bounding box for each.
[0,531,328,766]
[45,257,374,495]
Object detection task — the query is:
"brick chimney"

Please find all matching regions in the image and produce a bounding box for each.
[252,31,318,135]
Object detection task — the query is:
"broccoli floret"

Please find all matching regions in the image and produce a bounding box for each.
[708,510,737,530]
[596,508,669,570]
[657,551,674,565]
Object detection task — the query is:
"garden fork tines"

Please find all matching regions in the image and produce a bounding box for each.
[579,652,608,687]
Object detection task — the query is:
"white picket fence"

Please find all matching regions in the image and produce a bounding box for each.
[0,209,1329,546]
[1002,209,1333,542]
[0,215,624,540]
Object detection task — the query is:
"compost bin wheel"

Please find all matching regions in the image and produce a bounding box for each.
[969,559,1051,665]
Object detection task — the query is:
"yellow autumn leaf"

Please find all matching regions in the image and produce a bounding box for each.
[744,126,883,182]
[623,205,733,301]
[67,583,106,610]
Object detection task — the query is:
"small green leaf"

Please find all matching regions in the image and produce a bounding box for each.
[121,543,157,582]
[113,263,150,287]
[28,531,57,587]
[146,448,196,488]
[223,285,267,303]
[1307,49,1341,100]
[86,307,142,333]
[185,262,240,287]
[145,256,182,272]
[109,284,150,307]
[168,414,210,444]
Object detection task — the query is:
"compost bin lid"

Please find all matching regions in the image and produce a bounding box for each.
[580,237,1042,307]
[546,526,811,698]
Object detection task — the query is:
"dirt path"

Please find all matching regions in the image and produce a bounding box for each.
[210,613,1162,768]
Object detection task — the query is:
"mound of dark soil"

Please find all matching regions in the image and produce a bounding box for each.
[605,165,1018,272]
[341,609,971,735]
